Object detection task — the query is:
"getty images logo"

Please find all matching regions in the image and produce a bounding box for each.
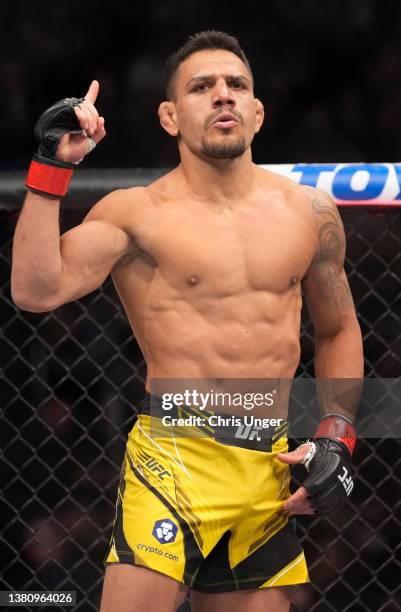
[337,466,354,496]
[152,519,178,544]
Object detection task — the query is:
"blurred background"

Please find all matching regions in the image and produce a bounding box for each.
[1,0,401,169]
[1,1,401,611]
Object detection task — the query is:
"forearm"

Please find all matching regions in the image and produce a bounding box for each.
[11,191,63,310]
[12,82,108,312]
[314,317,364,420]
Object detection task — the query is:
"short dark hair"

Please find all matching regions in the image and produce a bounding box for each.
[164,30,253,100]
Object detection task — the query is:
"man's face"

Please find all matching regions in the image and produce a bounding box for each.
[161,49,264,160]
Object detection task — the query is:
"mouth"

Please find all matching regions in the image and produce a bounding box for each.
[212,113,239,129]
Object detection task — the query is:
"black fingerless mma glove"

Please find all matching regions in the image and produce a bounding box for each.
[302,413,356,514]
[26,97,84,198]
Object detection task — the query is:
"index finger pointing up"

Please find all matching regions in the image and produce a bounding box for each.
[84,80,99,104]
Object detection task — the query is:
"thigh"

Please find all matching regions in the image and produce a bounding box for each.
[100,563,188,612]
[105,418,205,586]
[192,586,292,612]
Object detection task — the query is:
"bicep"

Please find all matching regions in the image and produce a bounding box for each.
[303,191,356,337]
[56,219,132,304]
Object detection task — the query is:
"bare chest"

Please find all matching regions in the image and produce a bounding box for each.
[130,203,316,295]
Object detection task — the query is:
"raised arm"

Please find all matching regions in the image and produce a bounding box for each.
[11,191,134,312]
[11,81,134,312]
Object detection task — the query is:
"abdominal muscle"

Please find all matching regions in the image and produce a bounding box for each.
[115,274,302,389]
[111,259,305,419]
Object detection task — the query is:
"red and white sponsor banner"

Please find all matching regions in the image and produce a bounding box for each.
[261,163,401,207]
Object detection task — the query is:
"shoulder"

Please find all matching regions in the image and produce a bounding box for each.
[256,166,339,212]
[303,186,342,222]
[303,186,345,247]
[271,175,343,234]
[256,168,346,261]
[256,165,314,215]
[84,186,151,228]
[86,168,179,220]
[302,187,346,264]
[145,167,184,205]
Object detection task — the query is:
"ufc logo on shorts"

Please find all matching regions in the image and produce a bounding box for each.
[338,466,354,496]
[235,424,262,441]
[138,449,171,480]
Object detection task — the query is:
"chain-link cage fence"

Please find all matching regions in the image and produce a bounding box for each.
[1,172,401,612]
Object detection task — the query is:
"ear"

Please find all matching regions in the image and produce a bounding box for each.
[254,98,264,134]
[158,101,179,137]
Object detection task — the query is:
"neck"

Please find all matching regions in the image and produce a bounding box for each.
[178,146,255,202]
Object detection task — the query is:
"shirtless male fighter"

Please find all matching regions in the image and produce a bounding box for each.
[12,31,363,612]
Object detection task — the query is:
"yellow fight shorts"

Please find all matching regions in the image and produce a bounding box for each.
[105,396,309,592]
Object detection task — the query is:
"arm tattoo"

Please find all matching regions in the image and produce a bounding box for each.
[310,198,353,310]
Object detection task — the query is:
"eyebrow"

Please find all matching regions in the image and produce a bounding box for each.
[186,74,251,89]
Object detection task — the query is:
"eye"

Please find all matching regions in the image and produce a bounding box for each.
[193,83,209,92]
[230,80,244,89]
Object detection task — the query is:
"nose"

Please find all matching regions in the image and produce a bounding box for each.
[211,79,235,108]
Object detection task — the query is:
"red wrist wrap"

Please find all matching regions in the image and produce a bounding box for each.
[26,160,74,198]
[314,414,356,456]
